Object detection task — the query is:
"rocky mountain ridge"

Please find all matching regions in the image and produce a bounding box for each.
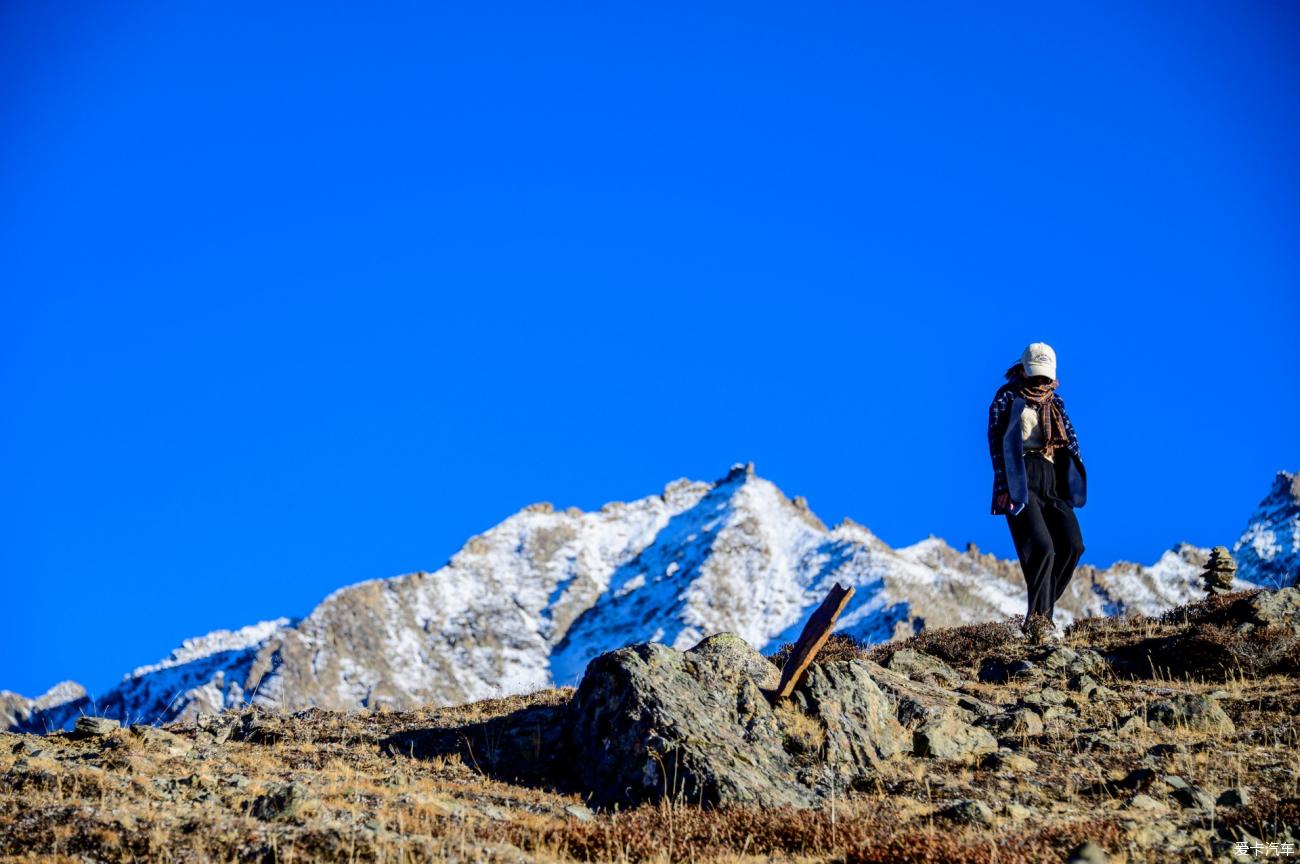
[4,465,1296,733]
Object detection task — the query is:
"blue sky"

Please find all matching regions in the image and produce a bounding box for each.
[2,1,1297,699]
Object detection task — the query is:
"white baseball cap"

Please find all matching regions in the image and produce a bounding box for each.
[1018,342,1057,379]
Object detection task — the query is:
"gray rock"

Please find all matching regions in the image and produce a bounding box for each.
[250,782,308,821]
[1217,786,1250,807]
[1172,785,1216,812]
[1242,587,1300,629]
[1021,687,1069,708]
[982,751,1037,772]
[129,724,192,755]
[1122,793,1166,811]
[798,660,911,780]
[1069,673,1099,695]
[978,658,1038,683]
[1042,646,1080,673]
[979,707,1044,737]
[71,716,120,738]
[937,799,993,825]
[564,804,595,822]
[567,633,906,808]
[913,714,998,759]
[1116,715,1148,737]
[1202,547,1238,594]
[1066,840,1111,863]
[860,660,992,728]
[1163,774,1191,791]
[885,649,962,688]
[1147,695,1236,734]
[1072,648,1107,674]
[1003,801,1035,820]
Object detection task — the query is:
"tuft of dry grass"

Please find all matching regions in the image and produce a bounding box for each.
[767,632,870,670]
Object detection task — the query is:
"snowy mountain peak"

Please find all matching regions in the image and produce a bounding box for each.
[7,465,1298,732]
[129,618,296,678]
[1233,470,1300,589]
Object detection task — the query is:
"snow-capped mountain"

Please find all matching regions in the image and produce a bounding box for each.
[1232,471,1300,589]
[5,465,1296,733]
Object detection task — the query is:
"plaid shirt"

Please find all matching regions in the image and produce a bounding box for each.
[987,389,1083,514]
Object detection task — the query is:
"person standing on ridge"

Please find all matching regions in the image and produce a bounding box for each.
[987,342,1087,639]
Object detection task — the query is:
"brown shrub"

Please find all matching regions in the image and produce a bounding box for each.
[1150,623,1300,680]
[1158,589,1263,627]
[868,618,1020,670]
[1063,610,1158,644]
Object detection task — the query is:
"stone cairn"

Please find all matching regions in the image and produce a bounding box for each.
[1202,546,1237,596]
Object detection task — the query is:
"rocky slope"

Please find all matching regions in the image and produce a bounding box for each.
[5,466,1296,732]
[4,588,1298,863]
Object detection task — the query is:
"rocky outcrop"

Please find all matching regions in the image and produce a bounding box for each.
[1145,695,1235,735]
[912,714,998,759]
[566,633,906,808]
[1237,585,1300,631]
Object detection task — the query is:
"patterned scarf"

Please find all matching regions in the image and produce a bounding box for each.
[1002,366,1071,458]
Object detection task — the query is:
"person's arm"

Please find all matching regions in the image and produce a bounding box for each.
[988,394,1012,513]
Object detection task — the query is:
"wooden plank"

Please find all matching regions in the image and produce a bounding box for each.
[770,582,856,700]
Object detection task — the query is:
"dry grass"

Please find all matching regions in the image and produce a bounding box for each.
[867,618,1022,671]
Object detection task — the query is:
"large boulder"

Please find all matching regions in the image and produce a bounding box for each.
[860,660,994,728]
[913,713,998,759]
[1239,587,1300,630]
[1146,695,1235,735]
[566,633,906,808]
[884,649,963,688]
[792,660,911,778]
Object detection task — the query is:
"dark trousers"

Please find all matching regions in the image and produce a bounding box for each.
[1005,451,1085,624]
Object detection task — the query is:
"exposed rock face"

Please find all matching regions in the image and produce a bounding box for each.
[1238,586,1300,631]
[566,634,905,808]
[912,714,998,759]
[1146,695,1235,735]
[884,648,962,688]
[864,659,992,727]
[793,661,910,776]
[1233,471,1300,589]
